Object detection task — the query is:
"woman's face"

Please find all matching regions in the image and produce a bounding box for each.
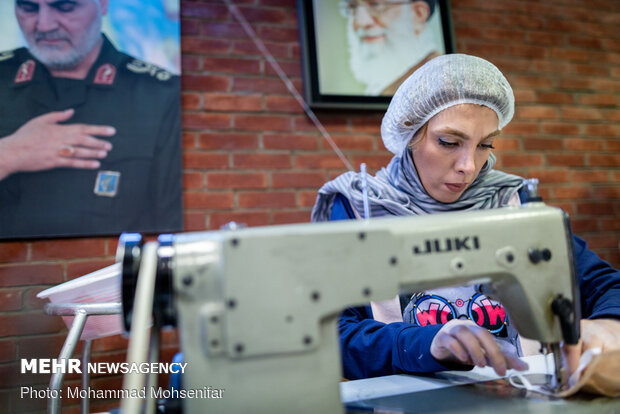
[412,104,499,203]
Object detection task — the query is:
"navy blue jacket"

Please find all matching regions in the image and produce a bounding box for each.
[331,194,620,379]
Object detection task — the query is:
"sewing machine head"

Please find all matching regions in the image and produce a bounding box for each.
[119,201,580,413]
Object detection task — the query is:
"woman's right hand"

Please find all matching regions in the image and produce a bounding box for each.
[430,319,528,376]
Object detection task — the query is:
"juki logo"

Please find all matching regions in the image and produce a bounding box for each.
[412,236,480,255]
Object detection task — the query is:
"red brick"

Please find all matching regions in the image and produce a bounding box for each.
[182,92,201,110]
[483,28,526,41]
[573,64,609,77]
[299,191,319,208]
[525,31,563,45]
[66,259,115,280]
[272,210,312,225]
[568,35,603,50]
[183,212,207,232]
[551,48,589,61]
[31,239,105,261]
[181,37,230,55]
[571,218,600,233]
[265,60,302,78]
[464,43,507,58]
[272,172,326,189]
[23,287,48,310]
[183,172,204,189]
[182,113,231,130]
[205,57,261,75]
[233,40,290,59]
[530,59,572,74]
[589,154,620,167]
[0,340,16,363]
[608,140,620,151]
[238,192,296,208]
[557,78,594,91]
[265,96,304,113]
[536,92,575,105]
[238,5,290,24]
[0,264,63,287]
[198,133,259,150]
[184,192,234,209]
[512,75,554,89]
[553,186,592,199]
[577,202,615,216]
[203,93,263,112]
[527,170,570,183]
[585,234,619,250]
[547,154,585,167]
[180,19,200,36]
[604,110,620,122]
[594,187,620,198]
[0,313,65,337]
[350,116,383,133]
[502,122,538,135]
[209,212,270,230]
[263,134,319,150]
[332,135,375,151]
[181,54,201,71]
[257,25,299,42]
[201,22,247,39]
[584,124,620,137]
[181,74,229,92]
[493,138,520,151]
[501,154,544,168]
[551,202,575,216]
[233,153,291,169]
[183,152,229,169]
[513,89,536,103]
[181,2,227,18]
[579,94,617,107]
[564,138,604,151]
[595,79,620,93]
[234,115,292,131]
[206,172,267,189]
[182,132,196,149]
[599,218,620,231]
[232,77,289,94]
[93,334,129,352]
[572,170,610,183]
[0,242,28,263]
[522,138,563,150]
[352,155,393,170]
[518,106,559,119]
[0,289,21,311]
[295,154,351,170]
[509,44,548,59]
[541,123,580,136]
[562,107,603,121]
[293,115,351,133]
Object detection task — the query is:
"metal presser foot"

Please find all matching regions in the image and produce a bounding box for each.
[541,343,565,393]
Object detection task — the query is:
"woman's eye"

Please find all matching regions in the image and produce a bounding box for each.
[438,138,458,147]
[479,143,495,150]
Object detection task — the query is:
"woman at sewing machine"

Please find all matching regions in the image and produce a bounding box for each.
[311,54,620,380]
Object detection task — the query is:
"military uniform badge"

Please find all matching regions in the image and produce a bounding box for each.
[94,171,121,197]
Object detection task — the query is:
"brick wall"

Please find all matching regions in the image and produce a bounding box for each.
[1,0,619,412]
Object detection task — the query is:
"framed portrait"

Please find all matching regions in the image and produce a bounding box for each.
[297,0,455,110]
[0,0,182,239]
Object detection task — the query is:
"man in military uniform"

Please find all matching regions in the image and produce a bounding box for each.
[0,0,182,238]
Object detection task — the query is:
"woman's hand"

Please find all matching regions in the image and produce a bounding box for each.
[430,319,528,376]
[562,318,620,377]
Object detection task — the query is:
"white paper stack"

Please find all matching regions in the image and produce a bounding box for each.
[37,263,124,341]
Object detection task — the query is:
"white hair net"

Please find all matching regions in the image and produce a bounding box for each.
[380,54,514,155]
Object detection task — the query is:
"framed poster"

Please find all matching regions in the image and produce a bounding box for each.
[0,0,182,239]
[297,0,455,109]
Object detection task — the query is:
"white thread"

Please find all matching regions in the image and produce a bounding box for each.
[223,0,354,172]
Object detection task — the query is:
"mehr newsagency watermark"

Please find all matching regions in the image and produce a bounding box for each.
[20,358,225,400]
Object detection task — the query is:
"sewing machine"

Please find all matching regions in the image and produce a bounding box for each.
[118,201,580,414]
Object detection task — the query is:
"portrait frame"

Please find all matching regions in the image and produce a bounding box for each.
[296,0,456,110]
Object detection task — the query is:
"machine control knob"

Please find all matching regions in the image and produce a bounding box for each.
[529,248,552,264]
